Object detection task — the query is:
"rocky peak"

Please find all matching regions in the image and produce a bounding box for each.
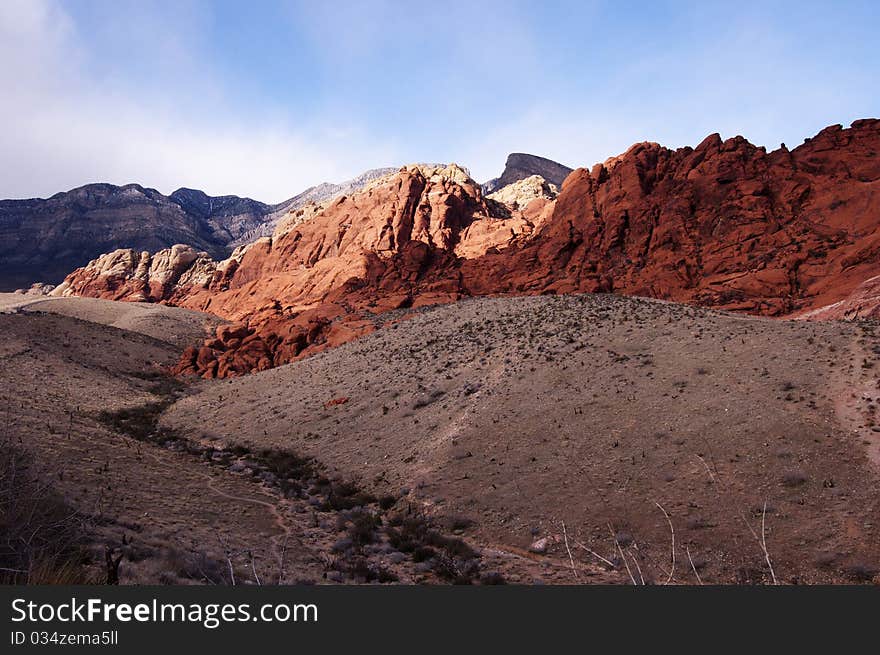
[483,153,573,194]
[226,166,400,247]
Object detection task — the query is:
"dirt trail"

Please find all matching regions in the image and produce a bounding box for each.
[137,442,292,560]
[195,468,297,572]
[833,326,880,466]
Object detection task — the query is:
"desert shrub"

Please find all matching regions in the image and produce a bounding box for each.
[163,548,229,584]
[412,546,436,562]
[0,441,97,584]
[813,551,838,569]
[257,448,315,479]
[480,571,507,585]
[325,554,398,584]
[425,532,477,560]
[386,513,480,582]
[443,515,475,532]
[324,480,376,511]
[98,402,166,442]
[844,562,878,582]
[346,509,380,548]
[782,470,808,487]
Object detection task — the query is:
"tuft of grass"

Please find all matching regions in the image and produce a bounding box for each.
[781,470,808,487]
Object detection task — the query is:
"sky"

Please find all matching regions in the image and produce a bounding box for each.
[0,0,877,203]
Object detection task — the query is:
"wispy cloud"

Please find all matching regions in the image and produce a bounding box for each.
[0,0,877,200]
[0,0,398,203]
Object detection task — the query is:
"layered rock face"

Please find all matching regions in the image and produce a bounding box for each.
[487,174,558,210]
[52,244,218,303]
[55,120,880,377]
[797,274,880,320]
[227,166,398,247]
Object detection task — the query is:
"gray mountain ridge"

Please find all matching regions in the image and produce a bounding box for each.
[482,153,573,194]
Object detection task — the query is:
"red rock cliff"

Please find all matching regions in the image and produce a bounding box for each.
[54,121,880,376]
[464,119,880,316]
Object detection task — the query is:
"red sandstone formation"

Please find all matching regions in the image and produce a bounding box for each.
[464,119,880,316]
[54,120,880,377]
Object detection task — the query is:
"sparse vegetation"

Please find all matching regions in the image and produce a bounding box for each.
[0,440,98,584]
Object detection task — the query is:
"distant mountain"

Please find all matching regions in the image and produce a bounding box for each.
[0,168,399,291]
[482,153,573,194]
[228,167,397,247]
[168,188,271,243]
[0,183,270,290]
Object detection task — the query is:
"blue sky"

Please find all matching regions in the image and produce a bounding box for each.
[1,0,877,202]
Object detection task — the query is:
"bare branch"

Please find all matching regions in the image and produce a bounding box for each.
[249,551,261,586]
[628,545,646,585]
[277,533,289,585]
[561,521,579,580]
[575,540,615,568]
[609,524,637,586]
[686,546,703,585]
[761,501,778,585]
[655,501,675,585]
[739,502,778,585]
[695,454,716,483]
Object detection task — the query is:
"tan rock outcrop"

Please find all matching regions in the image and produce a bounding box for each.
[487,174,558,210]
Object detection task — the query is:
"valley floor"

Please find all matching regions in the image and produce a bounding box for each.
[2,293,879,584]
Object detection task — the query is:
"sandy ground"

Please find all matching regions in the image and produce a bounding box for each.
[0,293,225,348]
[164,294,880,584]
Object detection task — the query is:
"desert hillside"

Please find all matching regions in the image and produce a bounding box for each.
[3,292,880,584]
[0,297,297,584]
[1,296,599,584]
[163,294,880,584]
[0,293,227,347]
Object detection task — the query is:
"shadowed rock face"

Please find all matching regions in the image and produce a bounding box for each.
[55,120,880,377]
[483,153,573,194]
[0,183,268,290]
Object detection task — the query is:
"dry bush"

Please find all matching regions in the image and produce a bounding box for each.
[0,439,98,584]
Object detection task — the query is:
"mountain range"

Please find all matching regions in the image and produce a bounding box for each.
[43,118,880,378]
[0,166,423,290]
[0,155,559,291]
